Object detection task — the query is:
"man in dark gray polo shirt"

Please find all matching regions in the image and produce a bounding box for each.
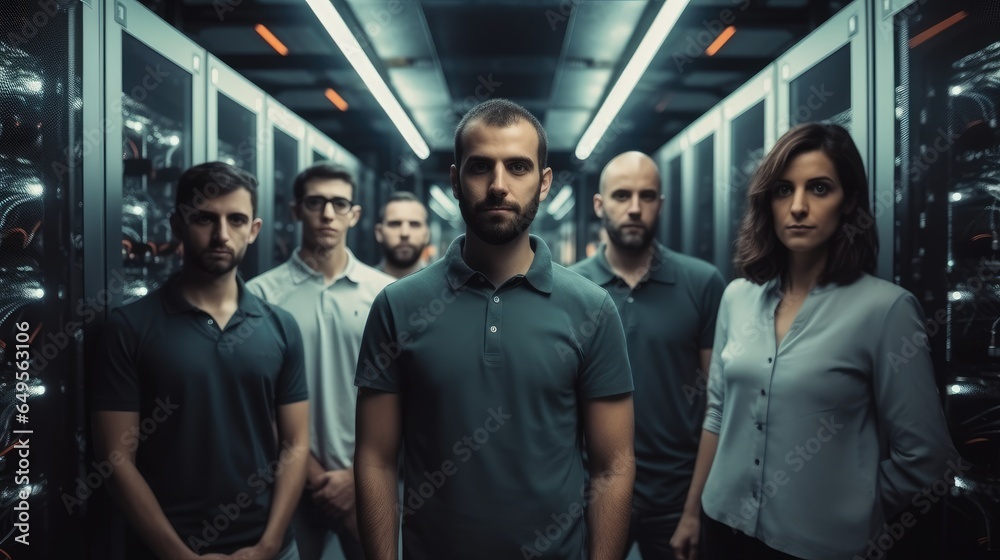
[570,151,725,560]
[354,99,636,560]
[92,162,310,560]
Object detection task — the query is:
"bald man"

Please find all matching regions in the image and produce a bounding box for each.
[569,152,725,560]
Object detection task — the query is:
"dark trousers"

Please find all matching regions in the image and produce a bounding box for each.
[701,512,804,560]
[293,491,365,560]
[623,509,682,559]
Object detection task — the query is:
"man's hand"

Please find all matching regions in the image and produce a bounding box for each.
[311,468,355,516]
[228,539,281,560]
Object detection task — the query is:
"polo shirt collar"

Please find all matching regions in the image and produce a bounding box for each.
[591,241,678,285]
[161,273,264,317]
[444,234,554,294]
[288,247,361,285]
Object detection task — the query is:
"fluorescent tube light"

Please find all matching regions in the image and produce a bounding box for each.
[575,0,693,160]
[304,0,430,159]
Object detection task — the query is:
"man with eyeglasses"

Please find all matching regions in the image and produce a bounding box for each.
[249,163,394,560]
[569,152,725,560]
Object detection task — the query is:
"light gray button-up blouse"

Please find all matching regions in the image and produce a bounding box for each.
[702,273,959,559]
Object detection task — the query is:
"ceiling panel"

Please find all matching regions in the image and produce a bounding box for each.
[390,68,452,108]
[346,0,436,60]
[550,68,613,108]
[566,1,648,62]
[544,108,593,151]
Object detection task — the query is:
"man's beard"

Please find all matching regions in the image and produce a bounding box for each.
[188,245,244,276]
[457,183,541,245]
[602,214,655,253]
[382,242,426,268]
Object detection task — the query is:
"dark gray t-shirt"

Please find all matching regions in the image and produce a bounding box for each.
[570,243,725,514]
[92,276,309,556]
[356,235,634,560]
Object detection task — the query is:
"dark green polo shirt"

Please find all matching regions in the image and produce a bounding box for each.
[92,275,309,556]
[355,235,633,560]
[569,242,725,514]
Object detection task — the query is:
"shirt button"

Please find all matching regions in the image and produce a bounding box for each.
[752,491,758,499]
[760,389,766,396]
[207,319,214,325]
[626,297,634,303]
[490,325,497,333]
[756,424,762,431]
[493,296,500,303]
[767,357,773,363]
[755,459,760,465]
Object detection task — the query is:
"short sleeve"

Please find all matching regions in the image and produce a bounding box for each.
[873,292,959,517]
[274,309,309,405]
[90,309,141,412]
[354,290,404,393]
[578,294,634,398]
[699,269,727,349]
[245,277,267,301]
[702,283,732,434]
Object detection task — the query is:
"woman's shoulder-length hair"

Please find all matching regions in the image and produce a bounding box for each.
[733,122,878,286]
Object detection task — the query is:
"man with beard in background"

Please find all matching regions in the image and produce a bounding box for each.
[353,99,636,560]
[570,151,725,560]
[92,162,309,559]
[375,191,431,279]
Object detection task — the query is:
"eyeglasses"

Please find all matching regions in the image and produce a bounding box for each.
[301,196,354,215]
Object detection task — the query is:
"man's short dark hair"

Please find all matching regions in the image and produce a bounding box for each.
[292,163,356,201]
[379,190,427,222]
[454,98,548,170]
[175,162,258,218]
[734,122,878,286]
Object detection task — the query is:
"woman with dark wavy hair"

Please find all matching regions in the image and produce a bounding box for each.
[668,123,958,560]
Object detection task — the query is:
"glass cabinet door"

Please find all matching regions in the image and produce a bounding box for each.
[120,33,192,305]
[272,128,299,266]
[788,45,851,129]
[664,154,683,252]
[216,92,258,277]
[691,134,715,263]
[727,102,766,276]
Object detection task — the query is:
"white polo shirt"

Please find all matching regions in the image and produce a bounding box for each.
[248,248,394,470]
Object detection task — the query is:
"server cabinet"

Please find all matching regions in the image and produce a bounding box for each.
[206,56,265,279]
[880,1,1000,557]
[104,0,206,307]
[264,99,307,271]
[681,109,721,267]
[0,1,89,558]
[658,138,684,253]
[775,0,869,176]
[718,66,776,280]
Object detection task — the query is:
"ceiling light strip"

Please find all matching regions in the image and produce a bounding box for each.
[304,0,430,159]
[575,0,693,160]
[705,25,736,56]
[254,24,289,56]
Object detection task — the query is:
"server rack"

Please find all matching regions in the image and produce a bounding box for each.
[775,0,870,178]
[0,0,89,557]
[206,55,266,279]
[103,0,206,309]
[883,0,1000,556]
[264,99,307,272]
[658,135,684,253]
[717,65,776,280]
[681,108,721,268]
